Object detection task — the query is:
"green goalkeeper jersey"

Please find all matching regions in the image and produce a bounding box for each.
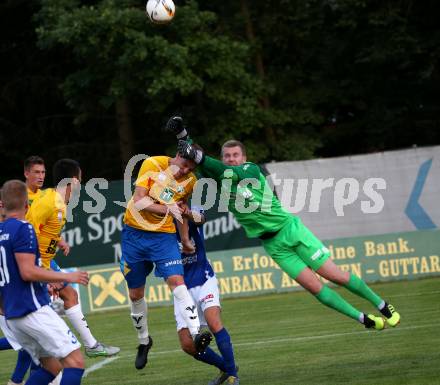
[199,156,292,238]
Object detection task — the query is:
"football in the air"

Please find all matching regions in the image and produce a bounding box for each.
[146,0,175,24]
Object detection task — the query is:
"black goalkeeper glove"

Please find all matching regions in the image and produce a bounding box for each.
[177,140,204,164]
[165,116,189,141]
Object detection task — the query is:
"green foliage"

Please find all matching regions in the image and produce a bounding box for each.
[1,0,439,180]
[36,0,263,155]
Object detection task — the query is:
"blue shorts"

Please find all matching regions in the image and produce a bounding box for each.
[120,225,183,289]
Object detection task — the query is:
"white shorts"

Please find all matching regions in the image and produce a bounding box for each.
[0,314,22,351]
[6,305,81,364]
[174,276,221,331]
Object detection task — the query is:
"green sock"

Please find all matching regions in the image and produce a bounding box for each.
[315,285,361,321]
[344,273,382,307]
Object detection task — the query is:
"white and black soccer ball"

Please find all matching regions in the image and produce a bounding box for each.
[146,0,175,24]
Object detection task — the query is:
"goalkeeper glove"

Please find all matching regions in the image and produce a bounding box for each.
[165,116,189,141]
[177,140,204,164]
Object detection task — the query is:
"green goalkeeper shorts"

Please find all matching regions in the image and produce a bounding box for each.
[262,216,330,279]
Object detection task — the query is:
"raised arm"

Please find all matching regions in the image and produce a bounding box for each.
[177,141,260,182]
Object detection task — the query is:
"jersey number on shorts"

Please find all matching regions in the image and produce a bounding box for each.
[0,246,10,287]
[68,329,78,344]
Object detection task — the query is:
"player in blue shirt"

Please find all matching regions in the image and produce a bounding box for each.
[0,194,34,385]
[174,205,239,385]
[0,180,89,385]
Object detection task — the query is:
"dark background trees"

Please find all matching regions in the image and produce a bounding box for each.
[1,0,439,182]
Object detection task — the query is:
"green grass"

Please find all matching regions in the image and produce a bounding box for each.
[1,278,439,385]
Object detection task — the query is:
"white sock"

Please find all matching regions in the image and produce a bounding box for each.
[377,300,386,310]
[65,304,97,348]
[130,298,149,345]
[173,285,200,336]
[358,313,365,323]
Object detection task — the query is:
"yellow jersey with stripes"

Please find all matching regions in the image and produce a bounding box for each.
[26,188,66,268]
[123,156,196,233]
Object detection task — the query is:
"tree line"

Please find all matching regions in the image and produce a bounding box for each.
[1,0,439,182]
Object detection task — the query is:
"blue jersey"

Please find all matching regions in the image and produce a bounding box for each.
[177,222,215,289]
[0,218,50,319]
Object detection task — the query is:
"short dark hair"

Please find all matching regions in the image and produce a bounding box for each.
[53,159,81,186]
[1,180,28,212]
[24,156,45,171]
[221,140,246,157]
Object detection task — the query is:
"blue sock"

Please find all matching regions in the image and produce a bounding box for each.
[60,368,84,385]
[214,328,237,377]
[11,349,32,383]
[0,337,12,350]
[30,360,40,373]
[194,347,226,372]
[25,367,55,385]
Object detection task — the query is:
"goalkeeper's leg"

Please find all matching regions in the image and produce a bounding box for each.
[316,259,400,327]
[275,258,385,330]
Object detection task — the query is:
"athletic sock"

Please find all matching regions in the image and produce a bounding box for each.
[315,285,362,321]
[344,273,383,307]
[11,349,32,383]
[26,367,56,385]
[379,302,393,318]
[194,347,226,372]
[64,304,97,348]
[60,368,84,385]
[130,298,149,345]
[173,285,200,336]
[0,337,12,350]
[30,360,40,373]
[214,328,237,377]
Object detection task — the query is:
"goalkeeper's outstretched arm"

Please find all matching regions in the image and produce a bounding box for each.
[177,140,260,182]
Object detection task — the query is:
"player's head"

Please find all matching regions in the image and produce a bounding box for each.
[24,155,46,191]
[221,140,247,166]
[171,145,201,179]
[53,158,82,187]
[0,180,29,217]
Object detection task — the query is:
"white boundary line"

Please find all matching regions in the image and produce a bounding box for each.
[84,356,119,377]
[82,323,438,376]
[115,322,438,361]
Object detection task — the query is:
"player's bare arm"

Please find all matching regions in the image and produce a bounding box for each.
[15,252,89,286]
[180,202,206,225]
[132,185,183,220]
[58,237,70,256]
[175,216,196,254]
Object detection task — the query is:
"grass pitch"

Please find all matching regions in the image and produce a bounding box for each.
[1,278,439,385]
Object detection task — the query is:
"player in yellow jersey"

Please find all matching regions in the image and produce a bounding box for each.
[121,149,211,370]
[24,155,71,264]
[24,155,45,206]
[27,158,120,358]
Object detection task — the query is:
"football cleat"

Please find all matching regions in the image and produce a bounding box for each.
[364,314,385,330]
[193,330,212,353]
[135,336,153,370]
[208,366,239,385]
[85,342,120,358]
[380,303,401,327]
[225,376,240,385]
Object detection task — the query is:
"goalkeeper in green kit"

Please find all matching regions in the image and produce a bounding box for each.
[166,116,400,330]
